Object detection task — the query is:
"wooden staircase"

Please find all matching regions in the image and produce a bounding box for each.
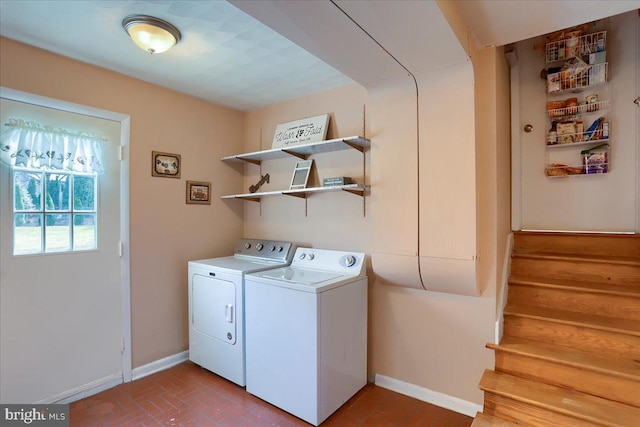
[474,231,640,426]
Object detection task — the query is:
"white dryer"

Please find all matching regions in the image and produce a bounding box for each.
[244,247,368,426]
[188,238,295,386]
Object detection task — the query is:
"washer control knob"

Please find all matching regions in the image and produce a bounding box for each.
[277,246,283,252]
[307,253,315,260]
[244,243,251,249]
[269,245,276,251]
[342,255,357,267]
[256,243,264,251]
[299,253,306,259]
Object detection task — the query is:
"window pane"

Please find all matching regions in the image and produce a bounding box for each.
[73,175,96,210]
[14,170,42,211]
[14,214,43,254]
[45,173,70,211]
[45,214,70,252]
[73,214,97,250]
[12,169,99,256]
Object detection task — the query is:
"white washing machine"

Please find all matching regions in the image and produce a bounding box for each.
[188,238,295,386]
[244,247,368,426]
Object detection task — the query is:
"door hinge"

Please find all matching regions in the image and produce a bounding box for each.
[121,337,125,353]
[119,145,124,161]
[119,241,123,257]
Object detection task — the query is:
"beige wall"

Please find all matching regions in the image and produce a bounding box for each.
[0,37,245,368]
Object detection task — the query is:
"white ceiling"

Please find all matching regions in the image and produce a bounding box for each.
[1,1,637,112]
[0,0,353,111]
[453,0,639,48]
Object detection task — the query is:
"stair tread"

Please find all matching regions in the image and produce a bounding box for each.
[504,304,640,335]
[509,275,640,296]
[479,370,640,426]
[512,251,640,266]
[512,231,640,260]
[487,337,640,380]
[472,412,521,427]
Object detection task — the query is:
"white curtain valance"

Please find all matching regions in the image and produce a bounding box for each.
[0,118,105,173]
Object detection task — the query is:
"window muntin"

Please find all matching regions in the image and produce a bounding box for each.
[13,167,97,255]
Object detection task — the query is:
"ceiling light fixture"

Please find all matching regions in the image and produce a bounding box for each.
[122,15,181,54]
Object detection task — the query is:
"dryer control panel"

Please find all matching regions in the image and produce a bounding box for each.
[234,238,295,263]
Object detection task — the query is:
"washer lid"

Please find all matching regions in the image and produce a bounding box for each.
[259,267,343,285]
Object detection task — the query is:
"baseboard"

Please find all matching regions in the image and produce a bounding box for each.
[374,374,482,418]
[495,232,514,344]
[132,350,189,381]
[33,351,189,404]
[39,373,123,404]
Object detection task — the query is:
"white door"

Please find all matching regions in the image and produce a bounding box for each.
[515,13,638,232]
[0,96,126,403]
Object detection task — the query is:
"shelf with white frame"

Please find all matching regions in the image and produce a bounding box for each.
[546,62,608,95]
[220,184,368,202]
[221,134,370,215]
[546,137,610,149]
[545,30,606,63]
[221,136,370,165]
[546,99,610,121]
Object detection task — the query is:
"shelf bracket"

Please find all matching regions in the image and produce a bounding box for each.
[282,149,309,160]
[283,192,307,199]
[343,140,365,153]
[237,157,261,166]
[342,189,364,197]
[243,197,261,203]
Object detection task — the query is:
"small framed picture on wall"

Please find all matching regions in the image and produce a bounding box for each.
[186,181,211,205]
[152,151,181,178]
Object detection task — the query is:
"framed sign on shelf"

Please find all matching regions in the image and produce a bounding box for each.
[289,160,313,190]
[272,114,329,149]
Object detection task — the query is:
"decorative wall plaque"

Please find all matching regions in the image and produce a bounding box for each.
[152,151,181,178]
[186,181,211,205]
[272,114,329,149]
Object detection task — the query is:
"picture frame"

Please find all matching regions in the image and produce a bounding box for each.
[289,159,313,190]
[186,181,212,205]
[152,151,181,178]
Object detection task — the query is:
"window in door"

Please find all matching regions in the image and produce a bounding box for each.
[1,118,104,255]
[13,167,98,255]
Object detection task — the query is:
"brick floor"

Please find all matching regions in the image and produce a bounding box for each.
[70,361,473,426]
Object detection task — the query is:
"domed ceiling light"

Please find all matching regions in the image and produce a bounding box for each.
[122,15,181,54]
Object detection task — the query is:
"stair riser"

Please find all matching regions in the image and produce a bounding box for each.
[471,412,520,427]
[484,393,604,427]
[510,257,639,286]
[494,352,640,407]
[503,315,640,359]
[513,233,640,258]
[507,285,640,320]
